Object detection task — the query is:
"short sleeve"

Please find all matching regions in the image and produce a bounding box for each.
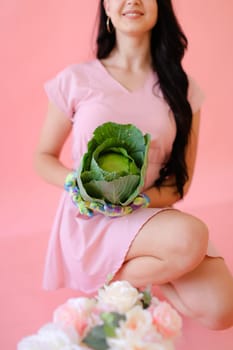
[44,66,76,121]
[187,76,205,114]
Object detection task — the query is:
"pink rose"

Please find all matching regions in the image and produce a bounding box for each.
[53,298,96,338]
[150,301,182,338]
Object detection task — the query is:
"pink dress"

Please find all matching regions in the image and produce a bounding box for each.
[43,59,218,294]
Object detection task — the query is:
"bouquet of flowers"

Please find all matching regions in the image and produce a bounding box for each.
[18,281,182,350]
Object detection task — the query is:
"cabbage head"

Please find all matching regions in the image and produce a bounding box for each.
[76,122,150,205]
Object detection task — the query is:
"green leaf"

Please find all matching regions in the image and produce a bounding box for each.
[84,175,140,204]
[90,139,139,176]
[93,123,148,166]
[97,152,139,175]
[83,325,108,350]
[81,170,105,184]
[101,312,126,338]
[141,289,152,309]
[101,312,126,328]
[103,323,116,338]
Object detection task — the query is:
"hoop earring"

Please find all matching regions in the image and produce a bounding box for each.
[106,16,113,33]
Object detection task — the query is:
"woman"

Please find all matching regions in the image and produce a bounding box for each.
[35,0,233,330]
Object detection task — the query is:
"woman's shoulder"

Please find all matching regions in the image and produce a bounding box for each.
[43,59,99,117]
[45,59,100,92]
[58,59,99,80]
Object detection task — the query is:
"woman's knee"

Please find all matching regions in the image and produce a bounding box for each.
[165,213,209,270]
[128,210,209,274]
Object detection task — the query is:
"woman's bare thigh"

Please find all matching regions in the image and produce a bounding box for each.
[125,209,209,261]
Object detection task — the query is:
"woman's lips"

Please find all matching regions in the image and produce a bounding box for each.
[122,10,144,18]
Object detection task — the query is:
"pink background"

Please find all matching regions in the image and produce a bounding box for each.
[0,1,233,349]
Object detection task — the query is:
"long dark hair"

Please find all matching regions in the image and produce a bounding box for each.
[96,0,193,198]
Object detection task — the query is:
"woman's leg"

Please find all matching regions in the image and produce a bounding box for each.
[113,209,233,329]
[114,210,209,285]
[160,257,233,330]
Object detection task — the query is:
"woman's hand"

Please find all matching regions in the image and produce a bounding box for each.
[65,172,150,217]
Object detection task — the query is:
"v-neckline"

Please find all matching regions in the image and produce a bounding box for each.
[95,58,154,95]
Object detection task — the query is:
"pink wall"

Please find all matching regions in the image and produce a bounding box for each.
[1,0,233,236]
[0,1,98,235]
[175,0,233,212]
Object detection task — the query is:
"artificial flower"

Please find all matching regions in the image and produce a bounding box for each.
[18,281,182,350]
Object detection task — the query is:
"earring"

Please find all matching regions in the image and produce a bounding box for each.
[106,16,113,33]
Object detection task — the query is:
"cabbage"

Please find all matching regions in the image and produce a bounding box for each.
[76,122,150,205]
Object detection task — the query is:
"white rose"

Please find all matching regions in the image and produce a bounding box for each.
[108,330,173,350]
[38,323,78,345]
[108,335,171,350]
[18,335,45,350]
[97,281,141,313]
[67,297,96,309]
[18,323,78,350]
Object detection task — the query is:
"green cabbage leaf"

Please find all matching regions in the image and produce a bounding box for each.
[76,122,150,205]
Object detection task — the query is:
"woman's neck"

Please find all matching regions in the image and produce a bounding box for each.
[107,32,152,72]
